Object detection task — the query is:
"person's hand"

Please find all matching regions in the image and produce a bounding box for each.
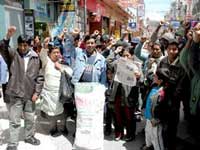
[93,30,100,35]
[114,46,123,54]
[186,30,193,41]
[134,71,141,79]
[111,39,116,46]
[141,37,147,43]
[6,26,16,39]
[159,21,165,26]
[55,61,62,70]
[43,37,50,49]
[192,23,200,43]
[32,93,39,102]
[72,28,80,36]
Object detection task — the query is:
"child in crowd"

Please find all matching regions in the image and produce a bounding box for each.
[142,69,169,150]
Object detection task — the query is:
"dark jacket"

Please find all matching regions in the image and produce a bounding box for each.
[0,38,44,102]
[0,39,12,68]
[106,52,141,107]
[157,56,185,111]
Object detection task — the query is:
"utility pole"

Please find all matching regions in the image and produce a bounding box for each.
[84,0,87,34]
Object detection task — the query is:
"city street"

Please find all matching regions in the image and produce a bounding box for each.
[0,95,145,150]
[0,91,197,150]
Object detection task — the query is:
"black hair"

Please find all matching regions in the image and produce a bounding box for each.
[48,42,60,53]
[17,35,32,45]
[74,34,80,41]
[83,35,91,42]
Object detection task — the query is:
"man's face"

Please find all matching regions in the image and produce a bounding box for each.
[152,44,162,58]
[167,44,179,62]
[18,42,29,54]
[86,38,96,54]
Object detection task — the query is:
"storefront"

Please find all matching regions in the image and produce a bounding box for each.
[0,0,24,47]
[78,0,131,37]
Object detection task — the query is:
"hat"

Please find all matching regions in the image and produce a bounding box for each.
[160,32,174,41]
[95,39,102,46]
[175,27,184,37]
[114,40,130,48]
[154,40,161,47]
[100,34,109,42]
[168,38,179,45]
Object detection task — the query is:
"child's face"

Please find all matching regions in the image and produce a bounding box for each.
[153,74,162,85]
[107,70,113,81]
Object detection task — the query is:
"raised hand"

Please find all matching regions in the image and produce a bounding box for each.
[192,23,200,43]
[6,26,16,39]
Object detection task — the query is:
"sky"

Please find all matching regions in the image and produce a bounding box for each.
[144,0,172,21]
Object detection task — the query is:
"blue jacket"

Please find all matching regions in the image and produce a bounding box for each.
[0,55,8,84]
[72,50,107,85]
[62,35,75,66]
[144,86,160,119]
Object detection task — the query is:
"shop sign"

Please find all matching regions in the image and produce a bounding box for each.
[60,0,75,11]
[137,4,145,17]
[24,9,35,39]
[129,22,136,29]
[170,20,180,29]
[60,4,75,11]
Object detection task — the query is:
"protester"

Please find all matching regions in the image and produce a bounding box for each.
[180,23,200,143]
[142,69,167,150]
[156,38,186,150]
[71,34,107,149]
[0,27,44,150]
[106,45,142,142]
[72,35,106,84]
[39,42,73,137]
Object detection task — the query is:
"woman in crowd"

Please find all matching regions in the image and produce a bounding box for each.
[39,41,73,137]
[106,44,142,142]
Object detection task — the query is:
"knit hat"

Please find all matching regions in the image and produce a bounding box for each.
[160,32,174,42]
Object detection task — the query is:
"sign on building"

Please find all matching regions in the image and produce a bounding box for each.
[24,9,35,39]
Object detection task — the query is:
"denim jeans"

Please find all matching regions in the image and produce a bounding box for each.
[6,96,36,146]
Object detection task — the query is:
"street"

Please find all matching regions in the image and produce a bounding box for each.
[0,91,146,150]
[0,92,197,150]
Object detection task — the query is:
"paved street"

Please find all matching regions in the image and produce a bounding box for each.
[0,90,146,150]
[0,88,198,150]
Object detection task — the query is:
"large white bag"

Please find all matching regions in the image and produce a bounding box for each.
[73,83,105,150]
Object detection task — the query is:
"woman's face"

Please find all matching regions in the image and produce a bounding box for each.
[122,50,132,60]
[49,48,60,62]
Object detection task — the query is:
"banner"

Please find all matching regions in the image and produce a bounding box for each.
[74,83,106,150]
[114,58,141,87]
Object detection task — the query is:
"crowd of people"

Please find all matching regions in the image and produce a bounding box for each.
[0,21,200,150]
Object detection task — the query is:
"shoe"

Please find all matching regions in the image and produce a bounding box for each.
[115,133,123,141]
[24,136,40,145]
[125,135,135,142]
[104,130,111,136]
[61,128,68,137]
[104,129,111,136]
[50,129,62,137]
[6,146,17,150]
[140,145,152,150]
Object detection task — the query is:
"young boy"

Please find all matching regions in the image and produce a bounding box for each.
[142,68,169,150]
